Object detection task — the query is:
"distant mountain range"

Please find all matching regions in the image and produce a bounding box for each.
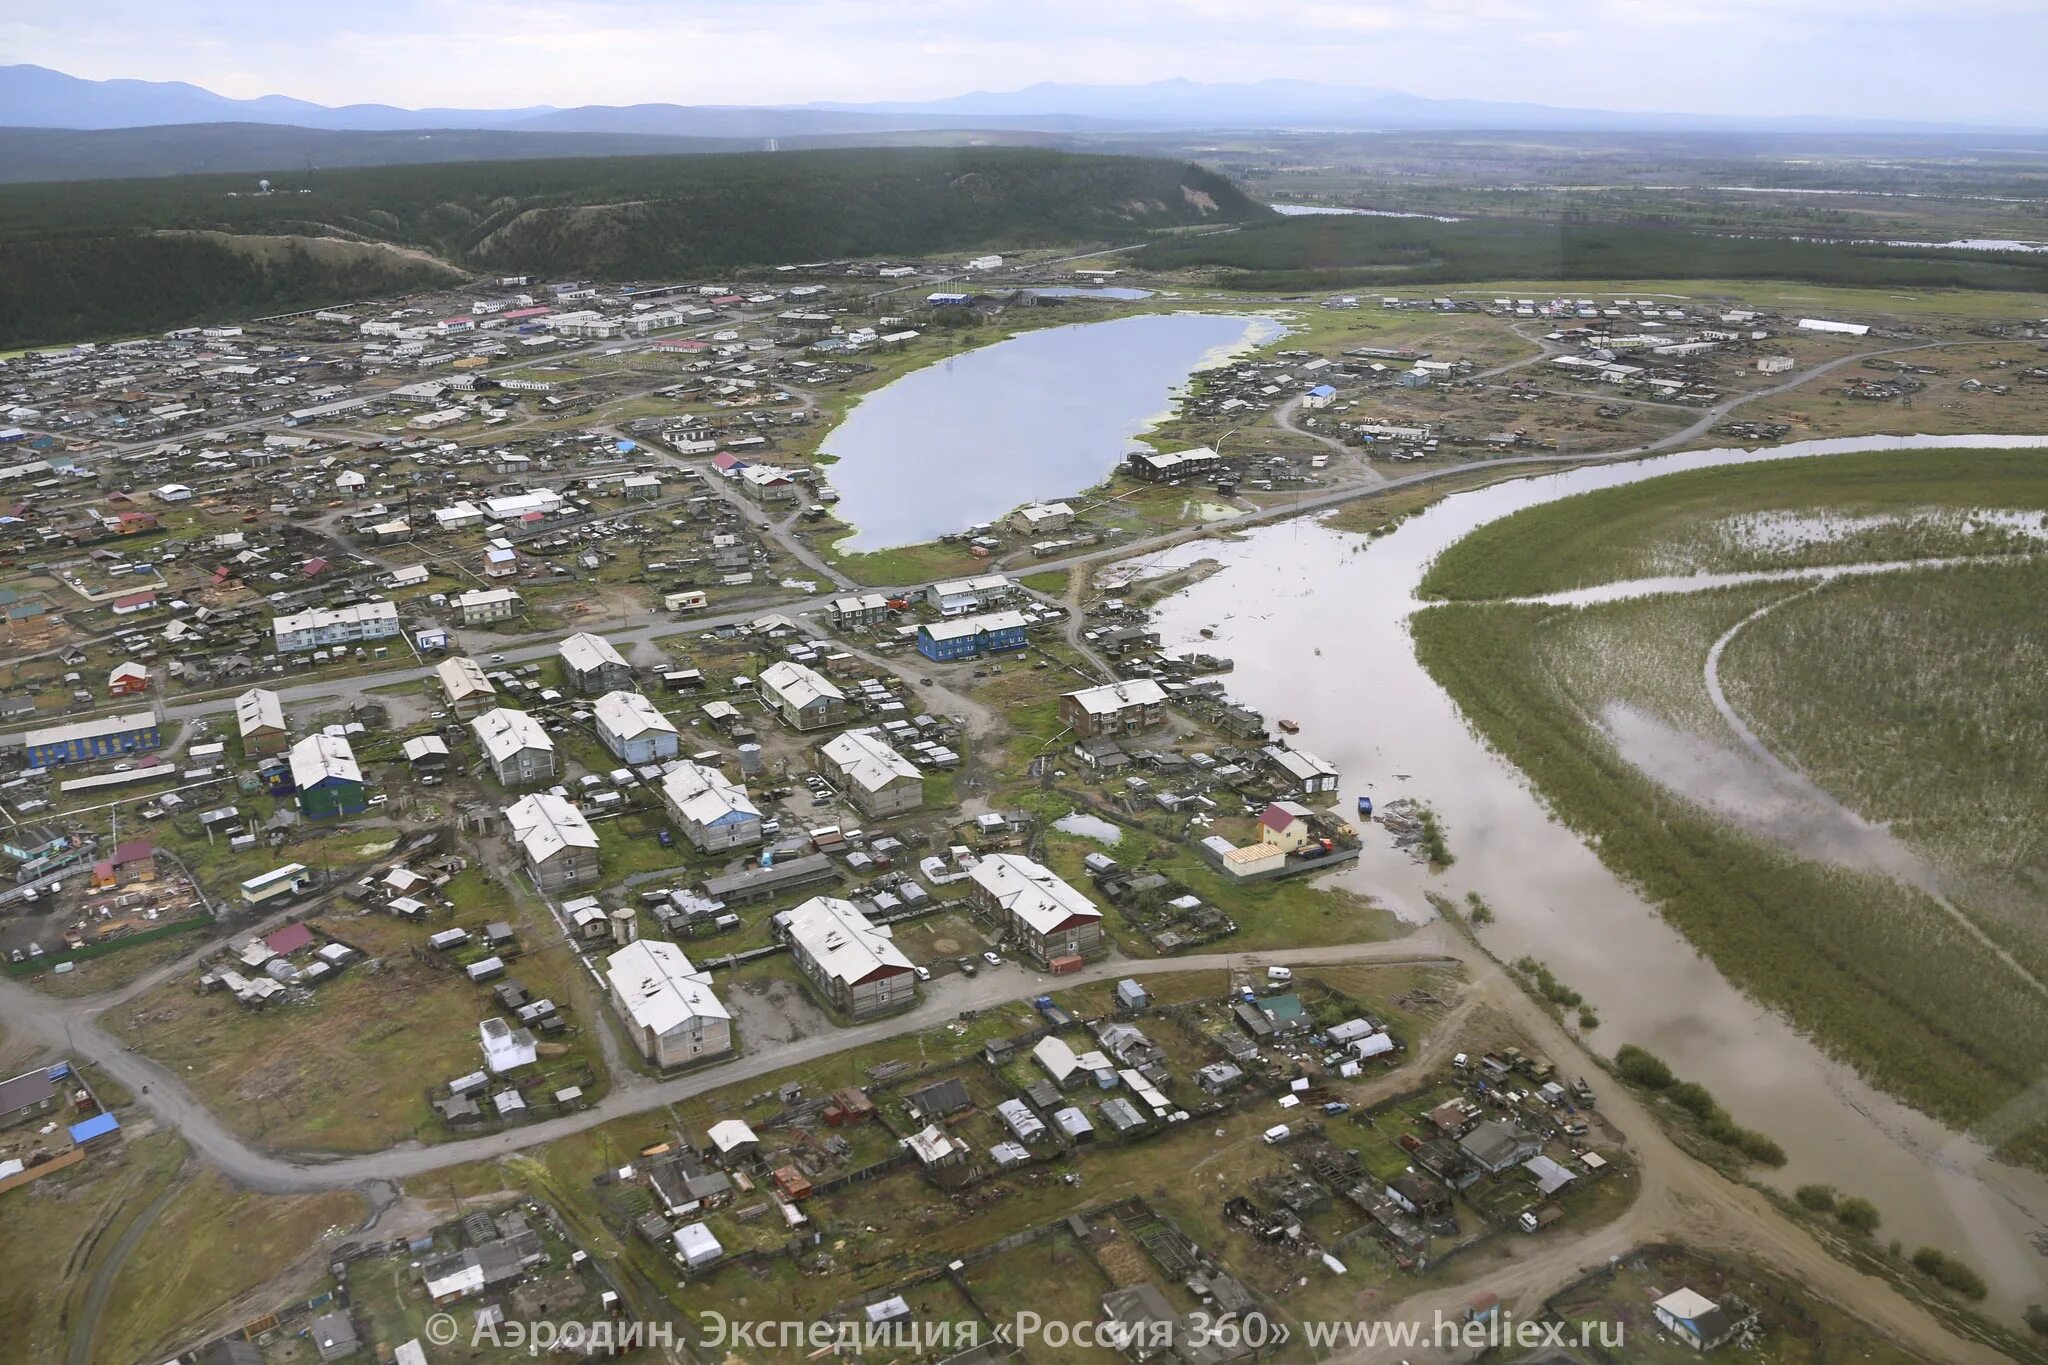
[6,65,2038,138]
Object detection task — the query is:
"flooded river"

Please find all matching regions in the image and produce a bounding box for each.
[823,312,1280,550]
[1135,433,2048,1318]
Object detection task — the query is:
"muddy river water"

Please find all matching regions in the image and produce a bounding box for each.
[1132,433,2048,1318]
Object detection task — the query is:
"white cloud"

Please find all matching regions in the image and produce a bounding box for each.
[3,0,2042,120]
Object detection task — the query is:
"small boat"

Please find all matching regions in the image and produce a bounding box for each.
[1199,626,1216,639]
[1278,718,1301,734]
[1356,796,1374,819]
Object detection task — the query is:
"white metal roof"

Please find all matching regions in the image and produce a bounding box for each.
[920,609,1027,643]
[660,760,759,826]
[1064,679,1167,715]
[472,707,553,762]
[760,659,844,709]
[970,853,1103,935]
[559,631,628,674]
[401,735,450,761]
[606,939,729,1034]
[819,727,919,793]
[503,791,597,863]
[21,708,160,749]
[779,896,913,986]
[287,733,361,788]
[234,687,285,736]
[272,599,398,637]
[594,690,677,742]
[436,656,496,703]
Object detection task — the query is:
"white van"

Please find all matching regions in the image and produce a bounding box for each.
[1261,1124,1291,1145]
[1266,966,1293,984]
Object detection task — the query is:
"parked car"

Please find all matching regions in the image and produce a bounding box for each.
[914,965,932,982]
[982,950,1002,966]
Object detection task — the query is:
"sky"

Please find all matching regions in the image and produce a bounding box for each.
[2,0,2042,122]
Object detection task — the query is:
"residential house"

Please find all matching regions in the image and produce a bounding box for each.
[1653,1287,1750,1352]
[818,727,923,817]
[1457,1120,1541,1176]
[1060,679,1168,738]
[605,939,733,1067]
[504,792,600,890]
[558,632,632,694]
[658,761,761,851]
[1010,501,1074,534]
[759,660,847,731]
[0,1067,58,1127]
[968,853,1105,965]
[472,708,556,787]
[234,687,288,755]
[924,575,1016,615]
[108,661,150,696]
[272,600,400,653]
[288,734,366,820]
[775,895,918,1020]
[1256,802,1318,852]
[455,587,523,626]
[1262,744,1340,795]
[594,691,680,764]
[915,610,1027,662]
[829,593,892,628]
[436,656,497,711]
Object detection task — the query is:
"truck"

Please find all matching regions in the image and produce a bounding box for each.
[1033,995,1073,1028]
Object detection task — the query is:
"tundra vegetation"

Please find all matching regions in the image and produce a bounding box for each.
[1128,213,2048,294]
[1417,448,2048,601]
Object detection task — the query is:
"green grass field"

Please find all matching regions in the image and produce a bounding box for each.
[1419,447,2048,600]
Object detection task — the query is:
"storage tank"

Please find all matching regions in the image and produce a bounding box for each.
[737,743,764,776]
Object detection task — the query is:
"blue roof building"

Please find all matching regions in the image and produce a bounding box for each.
[68,1112,120,1144]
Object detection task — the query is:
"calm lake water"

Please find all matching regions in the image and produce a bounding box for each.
[1030,286,1157,300]
[1135,433,2048,1319]
[824,312,1280,550]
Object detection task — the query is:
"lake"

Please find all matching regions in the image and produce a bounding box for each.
[823,312,1280,551]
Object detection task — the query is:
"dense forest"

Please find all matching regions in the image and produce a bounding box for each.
[0,147,1263,346]
[0,234,456,348]
[1128,213,2048,292]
